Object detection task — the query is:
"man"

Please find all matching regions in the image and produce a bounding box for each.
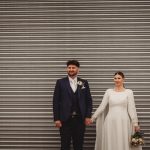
[53,60,93,150]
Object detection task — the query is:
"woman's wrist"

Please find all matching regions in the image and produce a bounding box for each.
[133,122,139,127]
[91,116,96,122]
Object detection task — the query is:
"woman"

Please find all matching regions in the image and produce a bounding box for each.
[91,71,142,150]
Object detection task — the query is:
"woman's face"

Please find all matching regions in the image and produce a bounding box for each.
[114,74,124,87]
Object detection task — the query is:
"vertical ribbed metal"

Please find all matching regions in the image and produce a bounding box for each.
[0,0,150,149]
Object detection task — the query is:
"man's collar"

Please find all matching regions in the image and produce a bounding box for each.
[68,76,77,82]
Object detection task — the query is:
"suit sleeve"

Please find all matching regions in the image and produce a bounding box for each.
[85,80,93,118]
[53,80,61,121]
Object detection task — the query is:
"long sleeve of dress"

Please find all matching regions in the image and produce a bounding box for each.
[127,89,138,126]
[92,89,109,122]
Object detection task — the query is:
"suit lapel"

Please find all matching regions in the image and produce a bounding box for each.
[77,77,81,99]
[65,77,72,95]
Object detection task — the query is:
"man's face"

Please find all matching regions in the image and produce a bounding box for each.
[67,65,79,78]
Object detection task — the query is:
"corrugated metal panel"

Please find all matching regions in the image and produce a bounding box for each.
[0,0,150,149]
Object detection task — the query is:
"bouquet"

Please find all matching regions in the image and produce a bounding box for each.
[131,131,144,147]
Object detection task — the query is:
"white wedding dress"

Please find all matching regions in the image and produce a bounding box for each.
[92,89,142,150]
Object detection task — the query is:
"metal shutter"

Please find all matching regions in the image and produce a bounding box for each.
[0,0,149,150]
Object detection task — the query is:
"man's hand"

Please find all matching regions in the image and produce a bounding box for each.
[55,120,62,128]
[85,118,92,126]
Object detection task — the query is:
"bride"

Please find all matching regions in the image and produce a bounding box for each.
[91,71,142,150]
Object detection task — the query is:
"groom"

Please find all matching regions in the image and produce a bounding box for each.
[53,60,93,150]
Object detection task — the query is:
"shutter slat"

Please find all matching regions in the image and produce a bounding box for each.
[0,0,150,149]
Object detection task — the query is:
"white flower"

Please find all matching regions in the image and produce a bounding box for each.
[77,81,83,86]
[131,138,136,142]
[77,81,86,89]
[139,138,143,142]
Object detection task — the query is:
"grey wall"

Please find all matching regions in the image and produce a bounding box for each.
[0,0,150,150]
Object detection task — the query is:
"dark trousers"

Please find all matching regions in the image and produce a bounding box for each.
[60,116,85,150]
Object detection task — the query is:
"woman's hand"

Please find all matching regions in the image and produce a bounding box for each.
[135,126,140,132]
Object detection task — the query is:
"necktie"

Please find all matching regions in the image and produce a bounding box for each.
[72,80,77,92]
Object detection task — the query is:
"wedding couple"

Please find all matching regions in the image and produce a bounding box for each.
[53,60,142,150]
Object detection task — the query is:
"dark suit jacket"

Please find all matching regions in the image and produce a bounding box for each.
[53,76,93,122]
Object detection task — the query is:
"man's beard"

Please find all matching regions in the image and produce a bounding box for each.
[68,72,77,77]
